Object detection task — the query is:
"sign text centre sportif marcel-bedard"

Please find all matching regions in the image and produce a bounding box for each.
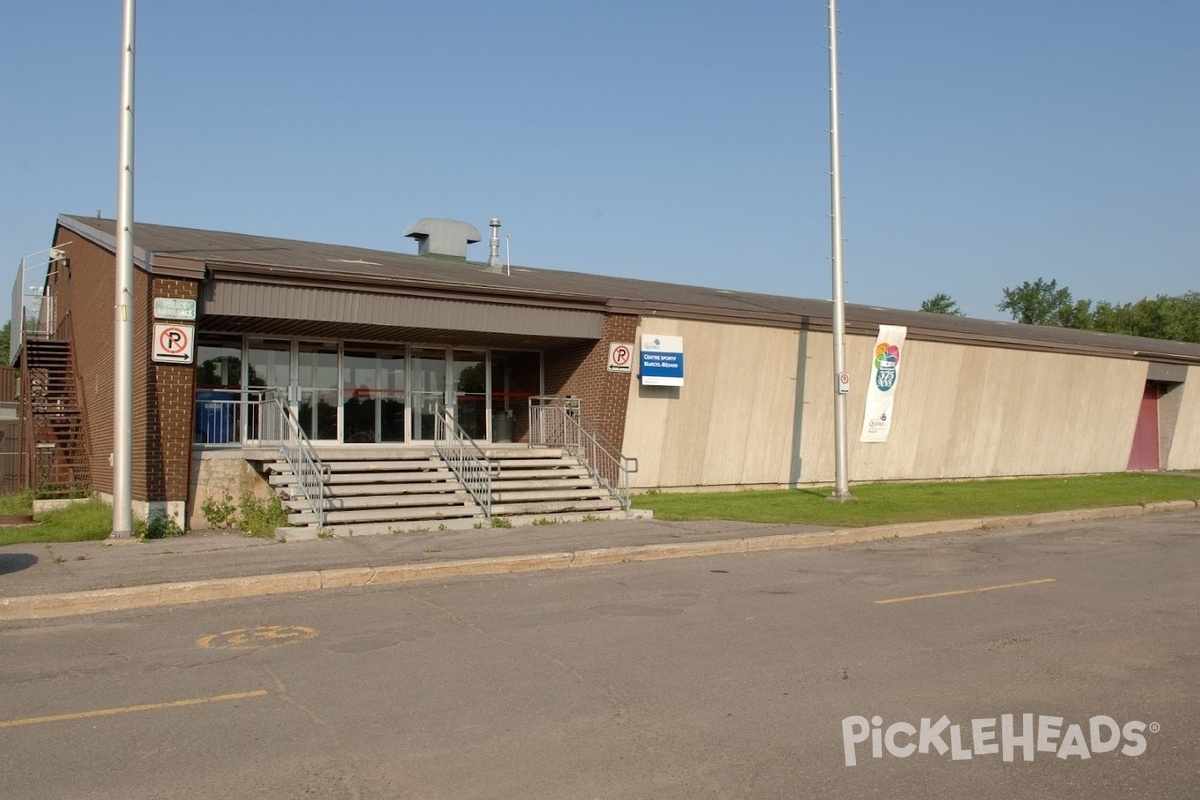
[639,334,684,387]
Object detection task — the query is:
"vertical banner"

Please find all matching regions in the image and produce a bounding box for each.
[860,325,907,443]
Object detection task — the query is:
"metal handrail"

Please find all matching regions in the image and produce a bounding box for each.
[433,401,497,517]
[194,388,328,527]
[259,389,328,528]
[528,396,639,510]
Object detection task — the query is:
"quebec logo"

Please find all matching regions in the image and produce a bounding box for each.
[874,343,900,392]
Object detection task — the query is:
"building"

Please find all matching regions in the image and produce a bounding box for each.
[10,213,1200,535]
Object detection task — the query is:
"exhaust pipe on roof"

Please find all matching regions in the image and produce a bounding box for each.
[486,218,503,273]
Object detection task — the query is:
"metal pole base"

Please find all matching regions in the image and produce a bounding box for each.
[826,490,856,504]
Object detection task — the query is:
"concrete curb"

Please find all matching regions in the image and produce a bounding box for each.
[2,501,1196,622]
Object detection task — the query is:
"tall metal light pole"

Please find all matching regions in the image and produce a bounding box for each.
[828,0,852,500]
[111,0,136,537]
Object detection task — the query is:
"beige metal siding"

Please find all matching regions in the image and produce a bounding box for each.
[623,318,1197,490]
[623,319,803,489]
[1165,367,1200,470]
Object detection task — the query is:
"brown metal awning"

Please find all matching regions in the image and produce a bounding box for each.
[199,279,605,348]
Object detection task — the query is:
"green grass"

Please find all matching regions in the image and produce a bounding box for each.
[0,496,115,547]
[631,473,1200,527]
[0,490,33,515]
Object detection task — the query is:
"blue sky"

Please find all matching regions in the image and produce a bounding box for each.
[2,1,1197,321]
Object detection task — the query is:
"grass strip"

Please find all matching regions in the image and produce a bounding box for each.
[631,473,1200,527]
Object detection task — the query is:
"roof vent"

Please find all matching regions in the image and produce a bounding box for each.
[485,218,503,273]
[404,218,481,260]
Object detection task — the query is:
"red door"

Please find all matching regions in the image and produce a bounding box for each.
[1126,383,1160,471]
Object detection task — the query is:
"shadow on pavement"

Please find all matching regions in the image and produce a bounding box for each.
[0,553,38,576]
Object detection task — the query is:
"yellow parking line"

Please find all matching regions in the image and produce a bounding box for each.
[0,689,269,729]
[875,578,1056,606]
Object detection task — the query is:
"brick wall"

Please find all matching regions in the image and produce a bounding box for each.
[55,231,117,497]
[53,228,199,505]
[543,314,637,449]
[140,276,199,504]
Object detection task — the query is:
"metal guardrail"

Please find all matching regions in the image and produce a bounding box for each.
[193,388,328,528]
[528,396,638,510]
[434,401,497,517]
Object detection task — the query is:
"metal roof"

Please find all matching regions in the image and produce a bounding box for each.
[57,214,1200,365]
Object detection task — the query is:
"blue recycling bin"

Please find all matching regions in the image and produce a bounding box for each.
[195,390,237,444]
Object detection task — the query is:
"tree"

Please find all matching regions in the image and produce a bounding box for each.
[998,278,1074,326]
[0,320,9,366]
[998,280,1200,343]
[919,293,964,316]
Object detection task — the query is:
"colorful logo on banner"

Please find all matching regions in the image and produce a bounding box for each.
[874,342,901,391]
[860,325,907,443]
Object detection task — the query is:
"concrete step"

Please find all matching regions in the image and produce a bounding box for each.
[288,504,481,526]
[286,492,472,512]
[493,458,580,470]
[276,516,486,540]
[269,469,455,486]
[291,481,463,497]
[487,477,597,491]
[492,488,611,503]
[482,448,565,459]
[491,467,590,480]
[489,498,622,516]
[321,458,445,472]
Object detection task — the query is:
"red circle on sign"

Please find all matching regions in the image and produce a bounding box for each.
[159,326,189,353]
[611,344,632,366]
[839,372,850,385]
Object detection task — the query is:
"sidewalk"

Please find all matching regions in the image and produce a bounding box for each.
[1,501,1196,621]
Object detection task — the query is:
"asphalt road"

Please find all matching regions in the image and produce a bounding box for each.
[2,511,1198,799]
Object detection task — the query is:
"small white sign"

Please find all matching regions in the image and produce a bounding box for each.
[153,323,195,364]
[607,342,634,373]
[837,372,851,395]
[154,297,197,321]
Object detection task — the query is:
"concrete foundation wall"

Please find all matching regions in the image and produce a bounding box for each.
[187,451,273,531]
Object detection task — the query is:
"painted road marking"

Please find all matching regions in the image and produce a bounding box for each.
[196,625,318,650]
[0,690,268,730]
[874,578,1056,606]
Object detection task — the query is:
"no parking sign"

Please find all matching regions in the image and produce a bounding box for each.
[153,322,195,364]
[607,342,634,373]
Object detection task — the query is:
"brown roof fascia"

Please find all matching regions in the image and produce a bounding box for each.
[149,254,206,279]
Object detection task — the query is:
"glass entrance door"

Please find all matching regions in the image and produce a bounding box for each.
[410,347,447,441]
[452,350,488,440]
[246,338,291,441]
[297,341,339,441]
[343,347,406,443]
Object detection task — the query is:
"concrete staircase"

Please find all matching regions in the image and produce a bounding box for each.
[268,446,629,539]
[487,449,624,522]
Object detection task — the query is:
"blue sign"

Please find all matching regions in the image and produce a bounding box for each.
[640,334,684,387]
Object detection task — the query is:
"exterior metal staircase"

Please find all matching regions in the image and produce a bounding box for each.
[22,339,91,498]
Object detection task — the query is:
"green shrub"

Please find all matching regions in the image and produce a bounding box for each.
[200,491,238,529]
[237,491,287,538]
[136,512,185,541]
